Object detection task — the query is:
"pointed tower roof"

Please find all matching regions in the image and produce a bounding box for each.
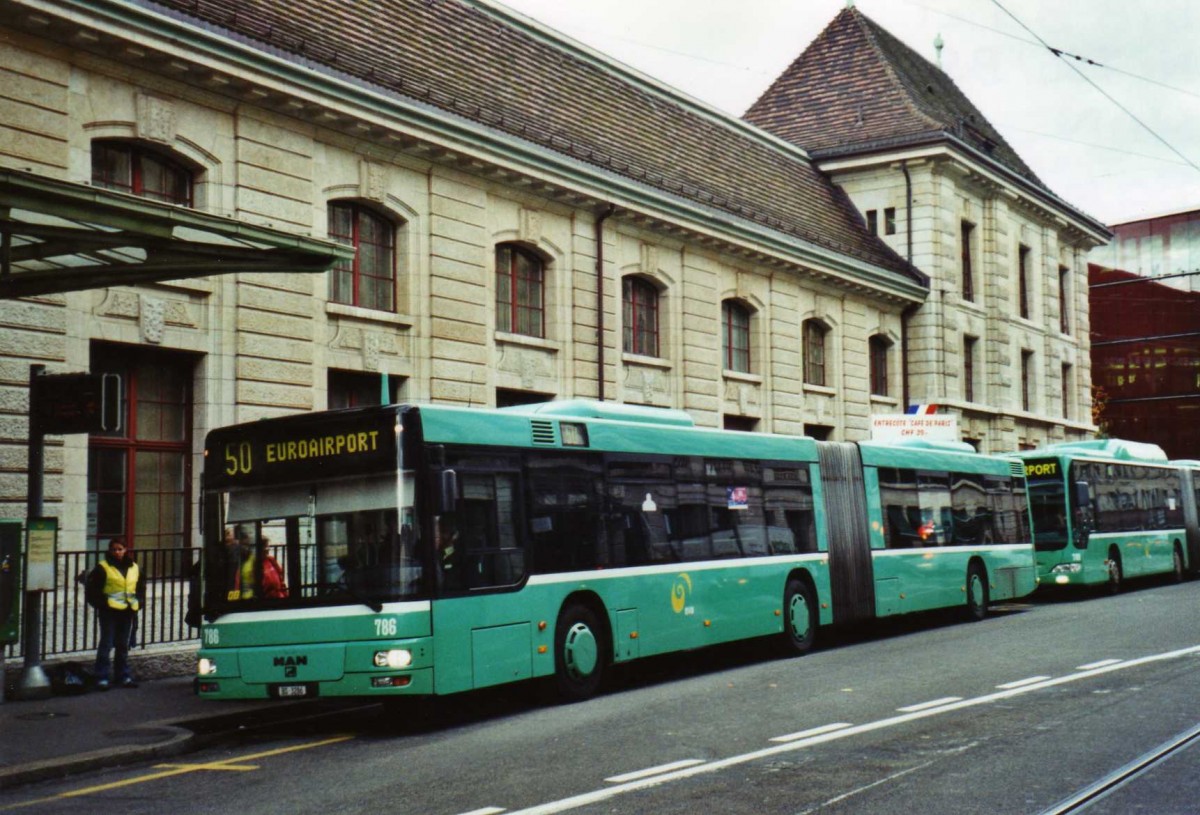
[744,7,1044,189]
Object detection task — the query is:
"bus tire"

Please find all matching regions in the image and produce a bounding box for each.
[1105,551,1123,595]
[782,578,817,655]
[554,602,606,703]
[965,563,988,622]
[1172,545,1185,584]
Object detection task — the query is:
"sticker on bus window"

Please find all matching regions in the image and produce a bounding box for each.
[642,493,658,512]
[727,486,748,510]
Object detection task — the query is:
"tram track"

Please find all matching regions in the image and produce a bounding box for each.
[1038,721,1200,814]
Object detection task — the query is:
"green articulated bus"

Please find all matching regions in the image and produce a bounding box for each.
[1015,439,1200,591]
[196,400,1035,703]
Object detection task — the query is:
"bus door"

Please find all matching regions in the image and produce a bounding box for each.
[816,442,875,623]
[1179,468,1200,573]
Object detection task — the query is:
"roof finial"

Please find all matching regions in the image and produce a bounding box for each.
[934,32,944,68]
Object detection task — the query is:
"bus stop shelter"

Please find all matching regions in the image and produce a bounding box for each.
[0,167,353,298]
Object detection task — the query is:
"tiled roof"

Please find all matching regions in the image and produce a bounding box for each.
[744,7,1045,191]
[143,0,920,282]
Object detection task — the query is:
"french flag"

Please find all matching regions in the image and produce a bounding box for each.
[906,404,938,415]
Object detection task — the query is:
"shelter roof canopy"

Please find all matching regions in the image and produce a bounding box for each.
[0,168,353,298]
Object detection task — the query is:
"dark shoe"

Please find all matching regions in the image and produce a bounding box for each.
[119,678,139,689]
[96,679,110,691]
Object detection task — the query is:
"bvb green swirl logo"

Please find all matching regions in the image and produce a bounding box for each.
[670,573,692,614]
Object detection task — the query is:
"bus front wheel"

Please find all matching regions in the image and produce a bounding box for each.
[782,578,817,655]
[965,563,988,622]
[554,602,606,702]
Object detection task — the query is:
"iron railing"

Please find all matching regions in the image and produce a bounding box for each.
[2,546,198,661]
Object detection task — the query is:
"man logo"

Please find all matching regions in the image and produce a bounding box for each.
[274,655,307,678]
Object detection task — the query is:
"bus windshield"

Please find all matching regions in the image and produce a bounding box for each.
[203,471,424,612]
[1026,477,1068,551]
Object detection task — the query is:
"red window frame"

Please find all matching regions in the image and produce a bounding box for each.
[88,346,193,554]
[91,140,193,206]
[329,202,396,311]
[623,277,660,357]
[722,301,751,373]
[495,244,545,338]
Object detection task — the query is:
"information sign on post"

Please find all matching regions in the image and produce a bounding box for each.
[24,518,57,592]
[30,372,122,435]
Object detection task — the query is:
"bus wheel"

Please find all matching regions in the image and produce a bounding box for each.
[965,563,988,622]
[554,603,606,702]
[1172,546,1185,584]
[782,578,816,655]
[1105,553,1123,595]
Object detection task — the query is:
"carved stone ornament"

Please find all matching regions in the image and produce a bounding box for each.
[362,332,381,370]
[360,159,385,203]
[139,295,165,344]
[136,94,177,144]
[520,208,542,244]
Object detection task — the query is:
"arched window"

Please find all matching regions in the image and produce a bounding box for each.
[869,335,891,396]
[328,202,396,311]
[496,243,545,338]
[722,300,752,373]
[91,140,193,206]
[804,319,828,387]
[623,276,660,357]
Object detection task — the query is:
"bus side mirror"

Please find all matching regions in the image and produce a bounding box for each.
[1073,481,1091,510]
[438,469,459,514]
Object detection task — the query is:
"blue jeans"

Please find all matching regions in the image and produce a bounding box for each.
[95,608,135,683]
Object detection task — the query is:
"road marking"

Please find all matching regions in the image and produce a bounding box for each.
[1077,659,1122,670]
[897,697,962,713]
[605,759,706,783]
[500,643,1200,815]
[770,722,853,743]
[997,676,1051,689]
[0,735,354,811]
[456,808,507,815]
[797,758,939,814]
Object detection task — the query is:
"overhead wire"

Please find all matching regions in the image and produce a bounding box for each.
[988,0,1200,174]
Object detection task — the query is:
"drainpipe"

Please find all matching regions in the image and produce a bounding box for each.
[595,205,615,402]
[900,161,915,409]
[901,160,913,264]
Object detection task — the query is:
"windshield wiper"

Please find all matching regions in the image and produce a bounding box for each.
[313,581,384,613]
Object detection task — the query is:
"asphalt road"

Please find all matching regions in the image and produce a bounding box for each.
[4,579,1199,815]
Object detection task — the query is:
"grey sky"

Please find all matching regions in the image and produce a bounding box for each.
[497,0,1200,226]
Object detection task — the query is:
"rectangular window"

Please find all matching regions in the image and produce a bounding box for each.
[866,209,878,234]
[884,207,897,236]
[961,221,975,303]
[869,337,889,396]
[1018,245,1031,319]
[1022,350,1034,412]
[804,321,826,387]
[328,369,402,409]
[1062,363,1072,420]
[1059,265,1070,334]
[963,335,977,403]
[89,346,193,555]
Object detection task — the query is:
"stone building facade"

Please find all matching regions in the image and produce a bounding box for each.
[0,0,1105,552]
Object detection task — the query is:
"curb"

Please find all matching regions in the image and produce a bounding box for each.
[0,724,194,791]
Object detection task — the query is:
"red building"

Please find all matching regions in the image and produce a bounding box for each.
[1090,209,1200,458]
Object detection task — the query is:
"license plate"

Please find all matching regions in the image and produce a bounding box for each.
[277,685,308,698]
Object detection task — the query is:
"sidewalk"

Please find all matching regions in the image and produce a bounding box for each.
[0,645,280,790]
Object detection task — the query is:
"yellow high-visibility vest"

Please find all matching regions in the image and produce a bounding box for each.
[99,560,141,611]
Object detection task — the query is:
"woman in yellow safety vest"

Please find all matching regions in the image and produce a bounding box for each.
[85,538,144,690]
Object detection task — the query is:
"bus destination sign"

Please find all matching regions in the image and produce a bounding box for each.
[205,413,398,488]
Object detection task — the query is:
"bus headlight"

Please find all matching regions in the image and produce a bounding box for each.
[198,658,218,675]
[374,649,412,669]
